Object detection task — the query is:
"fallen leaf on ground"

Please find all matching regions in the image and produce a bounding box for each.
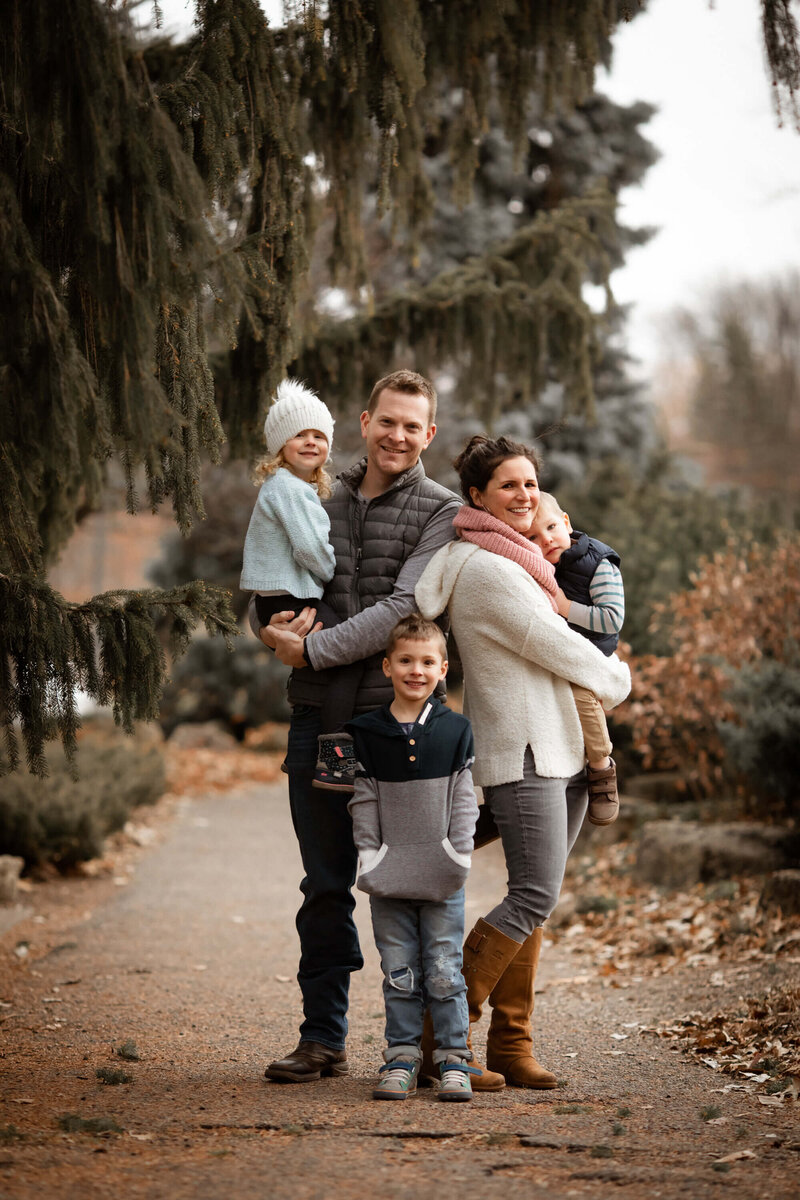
[714,1149,756,1163]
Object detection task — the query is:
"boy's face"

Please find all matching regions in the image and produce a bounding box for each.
[528,506,573,564]
[382,636,447,705]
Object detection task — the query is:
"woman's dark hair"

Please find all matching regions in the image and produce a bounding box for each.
[453,435,541,505]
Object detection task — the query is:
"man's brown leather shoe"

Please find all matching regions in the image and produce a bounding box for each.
[265,1041,349,1083]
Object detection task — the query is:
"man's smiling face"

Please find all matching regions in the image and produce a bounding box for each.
[360,388,436,486]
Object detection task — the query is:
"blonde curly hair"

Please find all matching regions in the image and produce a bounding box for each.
[252,452,333,499]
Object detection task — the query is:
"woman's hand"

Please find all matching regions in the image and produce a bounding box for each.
[554,587,571,618]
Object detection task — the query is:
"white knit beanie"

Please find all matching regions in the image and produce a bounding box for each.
[264,379,335,459]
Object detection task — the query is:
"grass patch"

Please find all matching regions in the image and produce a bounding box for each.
[701,1105,722,1122]
[590,1145,614,1158]
[554,1104,590,1114]
[575,895,619,915]
[58,1114,123,1135]
[485,1132,516,1146]
[96,1067,132,1085]
[114,1040,140,1062]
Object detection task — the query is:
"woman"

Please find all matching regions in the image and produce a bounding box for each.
[415,435,631,1091]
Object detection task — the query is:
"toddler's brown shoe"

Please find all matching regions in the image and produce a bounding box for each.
[586,758,619,826]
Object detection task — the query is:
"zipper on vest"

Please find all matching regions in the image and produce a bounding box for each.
[351,502,366,607]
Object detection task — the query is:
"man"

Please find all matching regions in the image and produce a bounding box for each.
[256,370,460,1083]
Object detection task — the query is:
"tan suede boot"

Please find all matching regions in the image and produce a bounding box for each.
[485,926,557,1088]
[462,917,524,1091]
[419,917,522,1092]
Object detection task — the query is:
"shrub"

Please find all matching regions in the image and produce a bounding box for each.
[0,729,166,870]
[719,654,800,814]
[614,533,800,802]
[158,635,291,737]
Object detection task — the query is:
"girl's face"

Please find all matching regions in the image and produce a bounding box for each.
[469,456,540,535]
[282,429,329,481]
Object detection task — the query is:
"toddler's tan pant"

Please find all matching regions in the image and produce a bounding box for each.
[571,683,613,764]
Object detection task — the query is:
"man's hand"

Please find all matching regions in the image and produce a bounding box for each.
[258,606,323,660]
[271,628,310,668]
[554,587,571,618]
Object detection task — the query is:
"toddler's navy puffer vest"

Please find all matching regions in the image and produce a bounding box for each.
[555,531,621,657]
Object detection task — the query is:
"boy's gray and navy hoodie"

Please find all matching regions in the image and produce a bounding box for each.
[345,698,479,903]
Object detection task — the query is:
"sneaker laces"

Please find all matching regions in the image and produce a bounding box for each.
[378,1061,417,1086]
[440,1066,470,1089]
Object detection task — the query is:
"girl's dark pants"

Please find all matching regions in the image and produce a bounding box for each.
[255,593,362,734]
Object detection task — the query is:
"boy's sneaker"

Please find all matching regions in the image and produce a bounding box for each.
[438,1056,477,1102]
[587,758,619,826]
[312,733,358,793]
[373,1058,420,1101]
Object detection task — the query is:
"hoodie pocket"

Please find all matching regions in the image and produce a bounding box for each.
[359,844,388,876]
[441,837,472,870]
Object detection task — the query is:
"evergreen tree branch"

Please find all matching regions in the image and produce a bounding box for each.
[0,574,239,778]
[293,188,618,423]
[762,0,800,129]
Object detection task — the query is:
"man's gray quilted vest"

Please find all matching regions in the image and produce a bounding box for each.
[288,458,457,712]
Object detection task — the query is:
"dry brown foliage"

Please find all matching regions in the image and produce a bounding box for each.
[645,986,800,1085]
[615,534,800,796]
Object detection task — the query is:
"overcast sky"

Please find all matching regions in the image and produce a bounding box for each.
[600,0,800,376]
[155,0,800,377]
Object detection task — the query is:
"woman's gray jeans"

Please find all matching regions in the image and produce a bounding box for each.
[482,747,588,943]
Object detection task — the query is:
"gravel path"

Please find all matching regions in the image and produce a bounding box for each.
[1,780,798,1199]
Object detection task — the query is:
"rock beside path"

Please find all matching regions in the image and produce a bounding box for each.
[760,869,800,916]
[0,854,24,903]
[635,820,800,888]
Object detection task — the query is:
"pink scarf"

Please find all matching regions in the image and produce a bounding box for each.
[453,505,559,612]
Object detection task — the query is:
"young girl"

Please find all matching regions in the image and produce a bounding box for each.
[240,379,360,792]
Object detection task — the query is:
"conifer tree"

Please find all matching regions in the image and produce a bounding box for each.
[1,0,797,774]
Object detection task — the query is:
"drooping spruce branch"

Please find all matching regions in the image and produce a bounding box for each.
[0,575,239,778]
[293,188,618,424]
[762,0,800,128]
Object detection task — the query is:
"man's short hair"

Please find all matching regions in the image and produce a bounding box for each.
[385,613,447,659]
[368,370,437,424]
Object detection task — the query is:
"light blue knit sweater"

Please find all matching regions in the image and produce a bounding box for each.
[239,468,335,597]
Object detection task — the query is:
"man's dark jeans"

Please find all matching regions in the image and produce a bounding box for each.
[285,704,363,1049]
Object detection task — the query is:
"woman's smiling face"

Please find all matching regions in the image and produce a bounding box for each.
[469,456,540,535]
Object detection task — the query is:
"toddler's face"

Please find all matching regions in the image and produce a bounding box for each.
[283,429,329,480]
[382,637,448,705]
[528,507,573,564]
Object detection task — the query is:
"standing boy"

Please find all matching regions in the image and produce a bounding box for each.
[528,491,625,825]
[346,614,479,1101]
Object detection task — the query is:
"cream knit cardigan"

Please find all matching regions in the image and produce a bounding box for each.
[415,541,631,788]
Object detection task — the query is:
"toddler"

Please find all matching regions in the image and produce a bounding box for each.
[240,378,359,791]
[346,615,479,1101]
[528,492,625,825]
